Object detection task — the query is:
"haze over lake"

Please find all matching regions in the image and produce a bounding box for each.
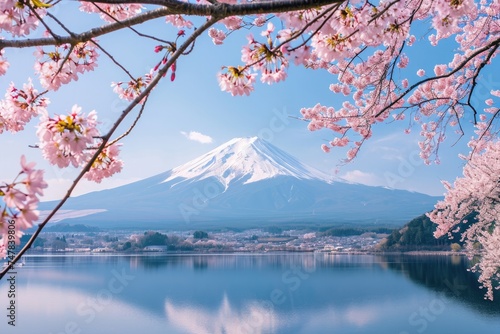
[1,254,499,334]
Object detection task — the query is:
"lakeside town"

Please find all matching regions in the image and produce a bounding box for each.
[19,226,388,255]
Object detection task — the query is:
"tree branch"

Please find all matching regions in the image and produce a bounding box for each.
[0,7,173,49]
[80,0,347,17]
[0,15,220,279]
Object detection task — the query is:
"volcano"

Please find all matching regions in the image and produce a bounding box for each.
[39,137,440,228]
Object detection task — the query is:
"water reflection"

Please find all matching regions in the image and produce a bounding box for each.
[381,254,500,314]
[165,294,279,334]
[0,254,498,334]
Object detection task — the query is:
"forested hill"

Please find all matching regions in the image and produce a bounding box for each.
[378,214,475,251]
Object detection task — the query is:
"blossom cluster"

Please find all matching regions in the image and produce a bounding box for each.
[0,49,8,75]
[37,105,100,168]
[111,70,153,102]
[217,23,289,95]
[34,41,99,91]
[79,2,143,22]
[0,0,46,37]
[35,104,123,180]
[0,79,49,133]
[428,140,500,300]
[0,156,48,258]
[213,0,497,165]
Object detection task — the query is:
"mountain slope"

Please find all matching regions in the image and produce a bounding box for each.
[39,137,440,228]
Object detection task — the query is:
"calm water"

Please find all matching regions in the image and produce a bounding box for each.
[1,253,499,334]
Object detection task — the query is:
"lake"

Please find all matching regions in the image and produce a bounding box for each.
[0,253,499,333]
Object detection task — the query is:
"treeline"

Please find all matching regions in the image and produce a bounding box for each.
[379,213,476,251]
[318,226,394,237]
[120,230,212,252]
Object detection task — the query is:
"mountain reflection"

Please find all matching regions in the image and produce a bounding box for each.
[165,295,279,334]
[164,296,392,334]
[132,253,319,271]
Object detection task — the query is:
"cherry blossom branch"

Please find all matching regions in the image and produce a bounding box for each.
[25,2,60,40]
[466,43,499,124]
[373,38,500,118]
[286,5,339,52]
[82,0,347,16]
[108,96,148,146]
[0,7,174,49]
[0,15,219,279]
[1,0,345,51]
[93,40,137,82]
[91,2,172,44]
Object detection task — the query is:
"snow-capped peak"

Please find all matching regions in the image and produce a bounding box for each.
[162,137,331,188]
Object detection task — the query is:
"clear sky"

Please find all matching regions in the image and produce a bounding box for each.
[1,2,490,201]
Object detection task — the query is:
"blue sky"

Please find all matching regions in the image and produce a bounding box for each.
[1,2,490,201]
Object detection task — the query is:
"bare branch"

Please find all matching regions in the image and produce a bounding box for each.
[108,96,148,145]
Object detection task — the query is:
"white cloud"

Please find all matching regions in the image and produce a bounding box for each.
[340,170,381,186]
[180,131,213,144]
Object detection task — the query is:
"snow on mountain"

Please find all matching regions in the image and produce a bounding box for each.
[39,137,441,228]
[162,137,332,189]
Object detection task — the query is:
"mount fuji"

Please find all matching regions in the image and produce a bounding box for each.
[39,137,440,229]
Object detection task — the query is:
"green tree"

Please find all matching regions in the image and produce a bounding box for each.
[193,231,209,239]
[139,231,168,247]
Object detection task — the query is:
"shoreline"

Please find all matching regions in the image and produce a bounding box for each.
[18,249,469,257]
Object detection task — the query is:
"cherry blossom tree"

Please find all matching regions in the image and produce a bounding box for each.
[0,0,498,298]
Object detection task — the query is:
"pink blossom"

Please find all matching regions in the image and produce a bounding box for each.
[429,140,500,299]
[417,69,425,77]
[0,239,5,259]
[0,0,46,36]
[165,15,193,29]
[34,41,98,91]
[221,16,242,30]
[22,169,47,197]
[111,71,153,102]
[397,54,409,68]
[36,105,99,168]
[16,199,40,230]
[253,15,267,27]
[0,79,49,132]
[434,64,447,76]
[84,143,123,183]
[3,188,27,209]
[321,144,331,153]
[0,49,8,75]
[208,28,226,45]
[79,2,143,22]
[218,66,256,96]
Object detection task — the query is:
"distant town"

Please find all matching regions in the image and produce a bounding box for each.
[18,213,465,256]
[19,225,390,255]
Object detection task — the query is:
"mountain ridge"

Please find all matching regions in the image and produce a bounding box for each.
[39,137,440,229]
